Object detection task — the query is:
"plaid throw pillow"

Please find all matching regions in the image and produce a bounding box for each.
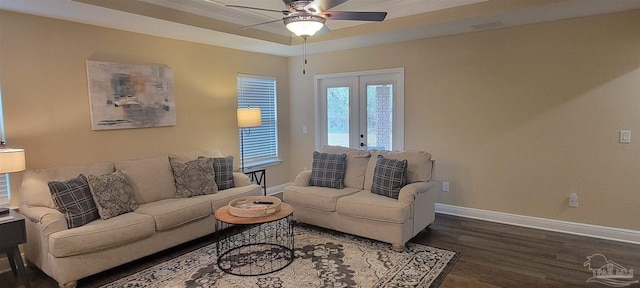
[48,174,100,228]
[309,151,347,189]
[199,156,235,190]
[213,156,235,190]
[371,155,408,199]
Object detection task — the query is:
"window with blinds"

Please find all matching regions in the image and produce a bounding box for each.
[0,175,9,204]
[237,74,279,169]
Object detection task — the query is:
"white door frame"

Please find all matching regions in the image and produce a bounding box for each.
[314,68,405,151]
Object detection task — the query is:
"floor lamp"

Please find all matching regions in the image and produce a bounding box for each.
[237,108,261,173]
[0,147,25,214]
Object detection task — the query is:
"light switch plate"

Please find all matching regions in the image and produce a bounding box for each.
[620,130,631,143]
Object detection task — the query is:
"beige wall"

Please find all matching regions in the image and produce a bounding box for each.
[289,10,640,230]
[2,9,639,231]
[0,11,291,207]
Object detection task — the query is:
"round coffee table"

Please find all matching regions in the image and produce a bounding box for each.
[214,202,294,276]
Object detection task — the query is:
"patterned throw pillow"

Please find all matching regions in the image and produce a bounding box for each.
[371,155,408,199]
[48,174,100,228]
[87,170,138,220]
[199,156,235,190]
[169,157,218,198]
[309,151,347,189]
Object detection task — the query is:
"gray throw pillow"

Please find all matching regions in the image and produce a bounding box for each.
[87,170,138,220]
[199,156,235,190]
[169,157,218,198]
[309,151,347,189]
[371,155,408,199]
[48,174,100,228]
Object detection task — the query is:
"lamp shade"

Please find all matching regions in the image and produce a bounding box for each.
[0,148,25,173]
[284,14,326,37]
[237,108,262,128]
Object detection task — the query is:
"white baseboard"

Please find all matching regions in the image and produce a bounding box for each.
[435,203,640,245]
[267,182,292,196]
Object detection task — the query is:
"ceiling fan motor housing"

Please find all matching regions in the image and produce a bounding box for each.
[288,1,317,13]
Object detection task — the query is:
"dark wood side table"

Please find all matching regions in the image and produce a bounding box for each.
[244,168,267,196]
[0,208,30,288]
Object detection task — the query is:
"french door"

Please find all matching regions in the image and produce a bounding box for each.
[315,68,404,150]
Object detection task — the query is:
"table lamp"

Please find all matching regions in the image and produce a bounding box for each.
[0,148,25,214]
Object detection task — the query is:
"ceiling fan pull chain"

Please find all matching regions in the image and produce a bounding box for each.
[303,35,308,75]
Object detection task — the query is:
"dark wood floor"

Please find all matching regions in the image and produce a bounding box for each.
[2,213,638,288]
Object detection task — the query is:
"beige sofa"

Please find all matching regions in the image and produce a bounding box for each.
[18,149,262,288]
[283,145,434,252]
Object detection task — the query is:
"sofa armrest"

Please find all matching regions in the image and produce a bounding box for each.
[293,170,312,187]
[19,204,68,236]
[398,182,432,203]
[233,172,252,187]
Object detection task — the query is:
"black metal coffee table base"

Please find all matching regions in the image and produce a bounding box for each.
[215,213,294,276]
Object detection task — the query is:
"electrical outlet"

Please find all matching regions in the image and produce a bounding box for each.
[442,182,450,192]
[620,130,631,143]
[569,193,579,208]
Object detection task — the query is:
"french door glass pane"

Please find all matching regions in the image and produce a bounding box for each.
[327,87,349,147]
[366,84,393,150]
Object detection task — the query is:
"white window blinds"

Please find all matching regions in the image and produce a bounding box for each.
[0,175,8,204]
[237,74,278,168]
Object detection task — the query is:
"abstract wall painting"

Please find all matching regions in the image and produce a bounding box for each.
[86,60,176,130]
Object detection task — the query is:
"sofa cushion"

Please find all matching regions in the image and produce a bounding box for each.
[169,157,218,198]
[134,198,212,231]
[336,190,411,224]
[48,212,155,257]
[48,174,100,229]
[321,145,371,189]
[283,185,360,212]
[371,155,408,199]
[21,162,115,208]
[309,151,347,189]
[115,156,176,204]
[87,170,138,220]
[364,150,432,190]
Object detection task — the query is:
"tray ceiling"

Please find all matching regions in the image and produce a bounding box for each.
[1,0,639,56]
[138,0,489,36]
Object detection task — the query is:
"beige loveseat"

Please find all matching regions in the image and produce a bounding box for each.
[283,145,434,252]
[18,149,262,288]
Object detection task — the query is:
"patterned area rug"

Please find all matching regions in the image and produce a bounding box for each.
[100,224,460,288]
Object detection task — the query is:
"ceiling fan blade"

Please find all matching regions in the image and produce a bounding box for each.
[226,4,290,15]
[317,25,331,35]
[305,0,349,13]
[321,11,387,21]
[239,18,285,29]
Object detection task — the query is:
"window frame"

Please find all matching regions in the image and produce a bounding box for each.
[314,68,405,151]
[0,87,9,204]
[237,74,280,170]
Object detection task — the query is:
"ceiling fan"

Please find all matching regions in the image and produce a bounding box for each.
[227,0,388,37]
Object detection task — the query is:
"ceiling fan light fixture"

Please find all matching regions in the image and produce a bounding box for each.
[284,14,326,37]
